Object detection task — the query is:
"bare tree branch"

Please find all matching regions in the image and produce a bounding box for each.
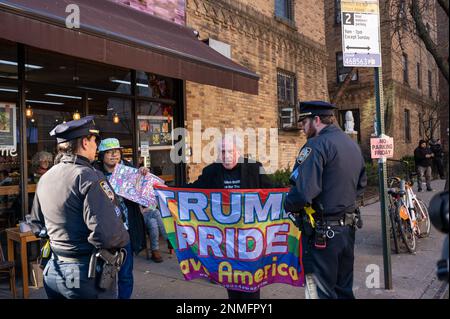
[410,0,449,83]
[331,68,357,104]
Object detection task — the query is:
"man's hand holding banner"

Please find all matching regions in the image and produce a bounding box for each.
[155,187,304,293]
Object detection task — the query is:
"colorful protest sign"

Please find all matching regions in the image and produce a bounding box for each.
[155,187,304,292]
[108,164,164,209]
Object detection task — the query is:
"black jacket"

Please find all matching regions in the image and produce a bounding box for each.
[414,146,433,167]
[186,160,278,189]
[31,155,129,257]
[93,159,147,255]
[285,124,367,216]
[430,143,444,159]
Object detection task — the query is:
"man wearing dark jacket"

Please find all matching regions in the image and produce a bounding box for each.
[414,140,434,192]
[185,135,278,299]
[94,138,147,299]
[429,138,446,179]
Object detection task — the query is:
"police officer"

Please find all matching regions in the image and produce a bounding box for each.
[30,116,130,299]
[284,101,367,299]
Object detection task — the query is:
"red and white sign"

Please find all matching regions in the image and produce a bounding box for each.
[370,136,394,158]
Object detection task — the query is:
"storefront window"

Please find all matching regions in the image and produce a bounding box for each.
[0,40,18,80]
[25,47,132,95]
[89,94,134,163]
[136,72,174,99]
[0,83,20,230]
[26,84,84,187]
[137,100,175,184]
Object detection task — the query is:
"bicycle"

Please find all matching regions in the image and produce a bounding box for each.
[387,160,431,254]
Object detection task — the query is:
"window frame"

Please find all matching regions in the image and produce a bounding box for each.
[275,0,295,23]
[416,62,422,89]
[336,51,358,83]
[335,0,342,25]
[428,70,433,98]
[277,69,298,130]
[402,53,409,85]
[404,108,411,143]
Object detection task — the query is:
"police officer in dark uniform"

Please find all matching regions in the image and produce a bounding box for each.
[30,116,130,299]
[284,101,367,299]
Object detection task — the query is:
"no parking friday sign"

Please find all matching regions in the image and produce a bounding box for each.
[370,135,394,158]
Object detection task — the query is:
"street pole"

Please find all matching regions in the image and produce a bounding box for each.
[374,67,392,289]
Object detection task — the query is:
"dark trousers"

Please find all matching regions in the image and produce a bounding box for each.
[433,158,445,178]
[227,289,260,299]
[118,242,134,299]
[43,258,99,299]
[302,225,356,299]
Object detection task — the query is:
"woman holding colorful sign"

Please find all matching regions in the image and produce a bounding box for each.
[95,138,147,299]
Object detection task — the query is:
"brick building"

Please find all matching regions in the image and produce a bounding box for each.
[325,0,441,159]
[109,0,330,180]
[184,0,329,179]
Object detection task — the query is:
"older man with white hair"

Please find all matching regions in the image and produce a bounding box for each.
[186,134,279,299]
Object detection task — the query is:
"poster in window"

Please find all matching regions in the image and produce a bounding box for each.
[0,103,17,149]
[137,115,173,150]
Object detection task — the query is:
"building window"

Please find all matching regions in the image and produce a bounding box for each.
[402,54,409,84]
[338,109,361,142]
[275,0,294,22]
[417,63,422,89]
[336,52,358,83]
[419,112,423,137]
[335,0,341,24]
[404,109,411,143]
[400,0,408,28]
[428,70,433,97]
[277,70,297,129]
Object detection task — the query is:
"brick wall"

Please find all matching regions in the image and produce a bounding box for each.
[185,0,329,180]
[325,0,441,160]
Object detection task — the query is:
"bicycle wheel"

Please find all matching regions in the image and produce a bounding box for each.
[414,199,431,238]
[389,205,400,254]
[397,204,416,254]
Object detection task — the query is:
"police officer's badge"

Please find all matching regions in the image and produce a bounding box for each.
[99,181,115,202]
[297,147,312,165]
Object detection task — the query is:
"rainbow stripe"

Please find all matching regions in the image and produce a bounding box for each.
[155,187,304,292]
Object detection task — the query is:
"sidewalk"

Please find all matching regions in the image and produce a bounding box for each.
[2,180,447,299]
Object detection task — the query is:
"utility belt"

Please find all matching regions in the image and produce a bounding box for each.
[52,253,91,263]
[289,207,363,250]
[88,248,127,290]
[315,212,361,228]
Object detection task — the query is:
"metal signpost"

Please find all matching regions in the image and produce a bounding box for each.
[341,0,393,289]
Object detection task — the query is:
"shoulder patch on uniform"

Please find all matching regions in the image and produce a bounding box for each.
[297,147,312,165]
[99,180,115,202]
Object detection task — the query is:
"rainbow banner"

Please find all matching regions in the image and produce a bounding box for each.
[155,187,304,292]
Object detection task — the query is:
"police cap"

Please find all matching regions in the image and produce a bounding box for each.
[298,101,337,121]
[49,115,100,144]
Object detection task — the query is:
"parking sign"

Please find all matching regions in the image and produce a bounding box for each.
[341,0,382,67]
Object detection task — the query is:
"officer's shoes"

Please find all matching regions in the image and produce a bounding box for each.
[417,188,423,192]
[151,250,163,263]
[426,188,434,192]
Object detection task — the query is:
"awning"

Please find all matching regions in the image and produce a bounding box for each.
[0,0,259,94]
